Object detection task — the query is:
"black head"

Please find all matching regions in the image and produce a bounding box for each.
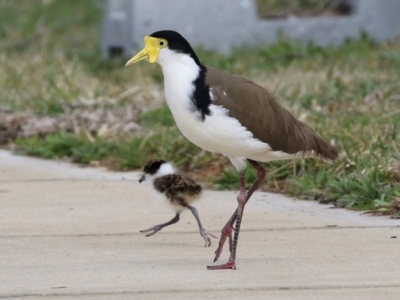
[143,159,167,175]
[139,159,167,183]
[150,30,202,65]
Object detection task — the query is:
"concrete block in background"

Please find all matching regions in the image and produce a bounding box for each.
[101,0,133,58]
[101,0,400,59]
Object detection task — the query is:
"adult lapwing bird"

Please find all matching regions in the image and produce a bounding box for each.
[126,30,339,270]
[139,159,216,246]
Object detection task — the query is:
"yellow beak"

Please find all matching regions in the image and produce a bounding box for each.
[125,36,161,66]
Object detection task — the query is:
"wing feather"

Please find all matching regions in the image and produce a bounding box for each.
[205,67,338,162]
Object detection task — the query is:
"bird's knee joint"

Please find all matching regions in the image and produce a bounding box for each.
[237,194,247,205]
[221,226,231,236]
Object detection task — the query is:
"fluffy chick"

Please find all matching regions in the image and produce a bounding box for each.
[139,159,216,246]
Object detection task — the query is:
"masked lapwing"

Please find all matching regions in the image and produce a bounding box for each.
[138,159,216,247]
[126,30,339,270]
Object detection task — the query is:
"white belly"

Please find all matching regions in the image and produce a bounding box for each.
[173,103,270,157]
[167,97,296,165]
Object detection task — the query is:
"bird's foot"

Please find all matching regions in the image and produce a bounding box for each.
[139,225,162,237]
[213,224,234,262]
[200,228,218,247]
[207,259,236,270]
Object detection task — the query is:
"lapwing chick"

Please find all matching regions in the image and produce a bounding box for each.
[139,159,216,246]
[127,31,339,270]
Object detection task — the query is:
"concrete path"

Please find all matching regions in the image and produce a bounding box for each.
[0,150,399,299]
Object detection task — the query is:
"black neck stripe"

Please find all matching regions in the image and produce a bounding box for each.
[191,66,212,121]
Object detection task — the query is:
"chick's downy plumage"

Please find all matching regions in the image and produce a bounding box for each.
[139,159,216,246]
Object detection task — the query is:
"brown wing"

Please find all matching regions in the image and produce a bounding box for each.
[154,174,202,197]
[205,67,339,162]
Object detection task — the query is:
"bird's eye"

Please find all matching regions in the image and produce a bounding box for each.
[158,40,167,47]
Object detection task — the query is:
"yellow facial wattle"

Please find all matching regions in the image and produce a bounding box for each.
[125,36,168,66]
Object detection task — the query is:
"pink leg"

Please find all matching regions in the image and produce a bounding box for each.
[211,175,244,264]
[207,160,266,270]
[212,210,236,262]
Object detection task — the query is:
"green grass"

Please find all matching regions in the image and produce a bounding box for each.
[2,0,400,217]
[14,131,117,164]
[14,125,215,172]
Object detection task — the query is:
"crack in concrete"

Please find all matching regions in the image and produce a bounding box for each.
[0,225,398,239]
[2,284,400,298]
[0,179,131,183]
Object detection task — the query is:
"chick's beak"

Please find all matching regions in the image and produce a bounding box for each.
[139,175,146,183]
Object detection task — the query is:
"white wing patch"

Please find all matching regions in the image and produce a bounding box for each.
[209,88,215,101]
